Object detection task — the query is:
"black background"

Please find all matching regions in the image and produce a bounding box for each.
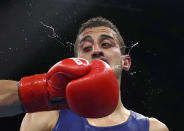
[0,0,183,130]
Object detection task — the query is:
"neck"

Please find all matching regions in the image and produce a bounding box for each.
[86,76,130,126]
[101,96,129,119]
[86,97,130,127]
[99,76,129,119]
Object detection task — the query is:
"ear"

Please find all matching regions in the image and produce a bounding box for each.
[121,55,131,71]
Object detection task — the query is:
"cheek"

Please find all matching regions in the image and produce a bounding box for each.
[77,51,91,62]
[110,50,122,78]
[108,48,121,60]
[77,50,85,57]
[107,49,122,68]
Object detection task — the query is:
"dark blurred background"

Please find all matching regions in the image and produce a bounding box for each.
[0,0,183,130]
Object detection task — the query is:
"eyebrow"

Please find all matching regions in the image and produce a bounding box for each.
[80,35,92,44]
[100,34,114,41]
[79,34,115,45]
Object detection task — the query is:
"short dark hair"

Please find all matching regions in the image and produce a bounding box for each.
[74,17,126,56]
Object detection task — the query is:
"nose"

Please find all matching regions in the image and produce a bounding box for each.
[91,44,104,58]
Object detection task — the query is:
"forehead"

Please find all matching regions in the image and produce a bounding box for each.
[78,26,117,40]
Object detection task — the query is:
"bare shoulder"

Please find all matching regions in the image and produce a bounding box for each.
[149,117,169,131]
[20,110,59,131]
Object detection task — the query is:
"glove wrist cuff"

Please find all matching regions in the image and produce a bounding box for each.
[18,73,48,112]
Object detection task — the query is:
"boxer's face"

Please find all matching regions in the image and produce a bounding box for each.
[77,26,125,79]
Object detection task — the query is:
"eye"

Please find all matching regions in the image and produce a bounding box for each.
[101,42,112,48]
[83,46,92,52]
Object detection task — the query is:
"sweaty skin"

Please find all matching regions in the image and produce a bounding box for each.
[20,26,168,131]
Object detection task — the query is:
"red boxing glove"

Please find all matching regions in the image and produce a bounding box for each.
[66,60,119,118]
[18,58,90,112]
